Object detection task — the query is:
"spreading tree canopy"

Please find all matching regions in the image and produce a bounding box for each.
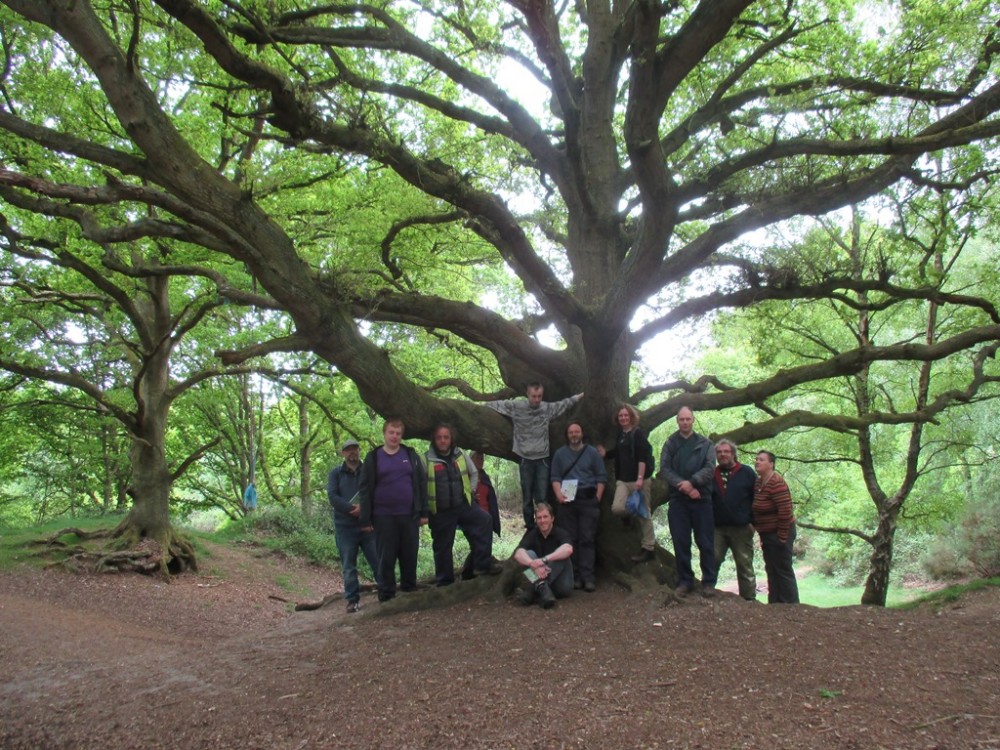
[2,0,998,442]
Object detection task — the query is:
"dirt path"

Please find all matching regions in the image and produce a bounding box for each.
[1,542,998,749]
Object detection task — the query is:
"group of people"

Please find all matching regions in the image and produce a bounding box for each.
[325,385,799,613]
[326,419,502,612]
[660,406,798,605]
[493,388,799,608]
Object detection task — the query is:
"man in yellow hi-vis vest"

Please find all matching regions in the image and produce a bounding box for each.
[423,424,502,586]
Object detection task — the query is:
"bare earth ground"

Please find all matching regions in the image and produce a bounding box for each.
[1,541,998,750]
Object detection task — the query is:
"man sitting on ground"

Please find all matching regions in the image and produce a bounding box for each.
[513,503,574,609]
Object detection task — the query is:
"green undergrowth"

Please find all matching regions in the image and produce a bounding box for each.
[236,506,342,566]
[223,505,527,581]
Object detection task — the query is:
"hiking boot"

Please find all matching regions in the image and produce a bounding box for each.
[346,601,361,614]
[583,580,596,593]
[476,563,504,576]
[674,584,693,597]
[701,584,717,598]
[536,581,556,609]
[631,548,655,563]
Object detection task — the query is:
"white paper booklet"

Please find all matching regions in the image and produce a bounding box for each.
[561,479,578,501]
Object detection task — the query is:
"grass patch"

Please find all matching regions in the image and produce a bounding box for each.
[196,517,250,545]
[794,574,921,608]
[0,515,124,571]
[894,577,1000,611]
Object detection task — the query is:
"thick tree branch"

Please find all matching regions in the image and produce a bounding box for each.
[642,327,1000,432]
[169,436,222,483]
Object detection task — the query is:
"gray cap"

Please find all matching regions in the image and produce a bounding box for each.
[341,439,360,451]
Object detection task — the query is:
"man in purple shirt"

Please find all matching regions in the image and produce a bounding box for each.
[358,418,429,602]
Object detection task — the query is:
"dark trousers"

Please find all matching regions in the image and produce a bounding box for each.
[519,457,550,529]
[667,497,717,588]
[556,496,600,585]
[372,514,420,600]
[428,503,494,585]
[524,550,574,598]
[760,524,799,604]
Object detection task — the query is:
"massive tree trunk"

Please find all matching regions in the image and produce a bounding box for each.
[596,479,676,591]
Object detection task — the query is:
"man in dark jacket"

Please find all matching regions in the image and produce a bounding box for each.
[711,439,757,600]
[327,439,379,613]
[659,407,717,597]
[470,451,501,537]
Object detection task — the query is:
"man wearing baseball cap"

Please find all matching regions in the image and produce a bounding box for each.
[327,438,379,612]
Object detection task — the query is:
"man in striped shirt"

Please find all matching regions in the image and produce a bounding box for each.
[752,451,799,604]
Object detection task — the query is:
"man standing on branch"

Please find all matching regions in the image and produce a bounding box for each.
[551,422,606,593]
[753,451,799,604]
[327,439,379,613]
[422,424,501,587]
[659,407,718,597]
[358,418,429,603]
[513,503,574,609]
[485,384,583,530]
[711,439,757,601]
[601,404,657,563]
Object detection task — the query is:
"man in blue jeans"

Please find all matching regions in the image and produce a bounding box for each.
[485,384,583,530]
[327,439,379,613]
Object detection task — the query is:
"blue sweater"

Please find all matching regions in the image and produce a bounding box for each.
[550,444,607,490]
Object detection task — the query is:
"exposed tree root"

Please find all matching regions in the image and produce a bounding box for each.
[294,555,680,616]
[110,519,198,575]
[31,527,112,547]
[44,537,166,574]
[35,523,198,576]
[293,564,520,615]
[295,583,378,610]
[294,593,340,611]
